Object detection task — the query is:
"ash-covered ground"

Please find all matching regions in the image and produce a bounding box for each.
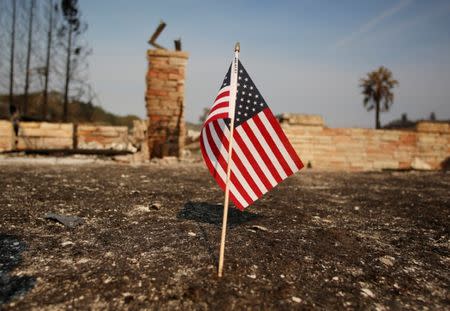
[0,161,449,310]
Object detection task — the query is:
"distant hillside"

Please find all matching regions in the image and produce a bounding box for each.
[0,91,140,128]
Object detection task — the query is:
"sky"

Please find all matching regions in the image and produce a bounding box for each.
[79,0,450,128]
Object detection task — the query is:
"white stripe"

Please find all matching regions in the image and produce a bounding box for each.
[209,123,257,201]
[201,128,248,207]
[247,118,288,179]
[235,126,277,187]
[217,85,231,95]
[212,97,229,108]
[218,119,267,194]
[206,107,228,123]
[259,112,299,173]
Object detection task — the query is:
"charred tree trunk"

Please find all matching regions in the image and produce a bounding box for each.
[63,23,73,122]
[8,0,17,117]
[42,0,54,120]
[23,0,36,116]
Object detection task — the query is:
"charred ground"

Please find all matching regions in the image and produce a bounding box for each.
[0,162,449,310]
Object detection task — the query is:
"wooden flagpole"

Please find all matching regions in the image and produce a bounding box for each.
[218,42,240,278]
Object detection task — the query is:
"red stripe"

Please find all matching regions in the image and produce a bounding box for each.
[263,108,304,170]
[206,112,228,124]
[209,101,228,114]
[213,121,263,198]
[205,124,251,207]
[241,122,283,183]
[201,127,244,210]
[253,114,293,176]
[214,90,230,102]
[200,129,225,190]
[233,128,273,191]
[230,192,244,210]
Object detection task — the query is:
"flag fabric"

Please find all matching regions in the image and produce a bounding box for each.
[200,60,304,210]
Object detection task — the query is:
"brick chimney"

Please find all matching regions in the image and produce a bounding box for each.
[146,49,189,158]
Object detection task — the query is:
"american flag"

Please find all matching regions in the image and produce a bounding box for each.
[200,60,303,210]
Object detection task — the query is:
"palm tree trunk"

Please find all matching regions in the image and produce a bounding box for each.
[375,100,380,129]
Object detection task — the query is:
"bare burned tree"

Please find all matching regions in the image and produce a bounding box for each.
[59,0,89,122]
[8,0,17,117]
[42,0,57,119]
[22,0,35,115]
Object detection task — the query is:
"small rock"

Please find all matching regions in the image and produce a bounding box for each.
[44,212,84,228]
[247,274,256,279]
[13,242,19,246]
[122,292,134,304]
[292,296,302,303]
[411,157,432,170]
[354,206,360,211]
[280,274,285,278]
[378,255,395,267]
[132,205,149,214]
[332,276,339,281]
[361,288,375,298]
[188,231,196,237]
[250,225,269,232]
[61,241,74,247]
[149,202,162,210]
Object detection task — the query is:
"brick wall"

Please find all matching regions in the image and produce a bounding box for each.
[16,122,73,150]
[77,125,129,150]
[0,121,141,152]
[146,49,188,158]
[0,120,14,152]
[281,115,450,171]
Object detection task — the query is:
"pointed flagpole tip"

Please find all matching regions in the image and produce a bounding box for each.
[235,42,240,52]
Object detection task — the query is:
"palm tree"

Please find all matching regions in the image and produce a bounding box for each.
[360,66,399,129]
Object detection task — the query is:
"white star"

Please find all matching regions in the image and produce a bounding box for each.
[255,95,259,98]
[238,83,240,86]
[239,70,243,73]
[238,111,241,115]
[247,100,250,103]
[242,91,245,95]
[245,106,249,110]
[252,108,255,111]
[245,78,248,81]
[250,86,253,90]
[243,85,247,88]
[238,76,241,80]
[244,113,248,116]
[260,103,263,106]
[239,105,242,108]
[237,118,240,121]
[248,93,252,97]
[253,101,257,105]
[240,98,243,101]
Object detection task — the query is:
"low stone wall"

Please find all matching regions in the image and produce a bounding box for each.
[1,117,449,170]
[77,125,129,150]
[281,115,450,171]
[0,120,14,152]
[17,122,73,150]
[0,121,144,154]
